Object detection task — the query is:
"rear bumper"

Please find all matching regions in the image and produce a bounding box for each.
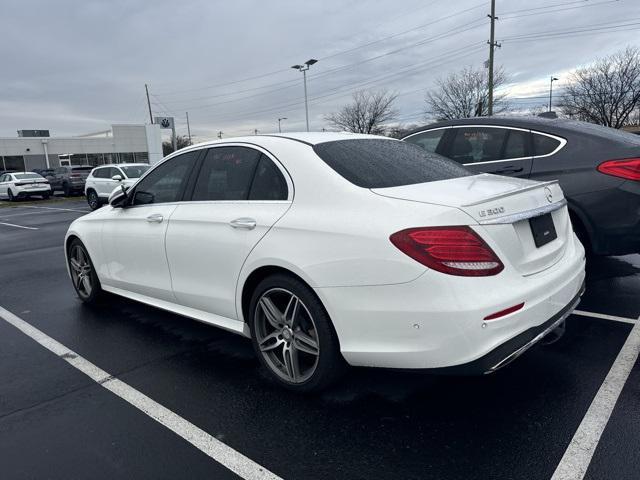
[315,233,586,370]
[14,186,51,197]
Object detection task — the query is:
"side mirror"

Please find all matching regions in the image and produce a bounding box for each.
[111,174,123,182]
[109,184,129,208]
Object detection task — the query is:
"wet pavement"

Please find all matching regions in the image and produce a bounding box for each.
[0,199,638,479]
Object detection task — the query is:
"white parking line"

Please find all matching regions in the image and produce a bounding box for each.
[0,305,282,480]
[573,309,638,324]
[0,221,38,230]
[551,317,640,480]
[0,209,86,219]
[17,205,89,213]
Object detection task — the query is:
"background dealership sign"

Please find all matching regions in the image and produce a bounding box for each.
[154,116,176,150]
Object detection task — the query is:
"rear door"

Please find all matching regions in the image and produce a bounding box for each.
[0,174,8,196]
[165,145,292,321]
[444,126,533,178]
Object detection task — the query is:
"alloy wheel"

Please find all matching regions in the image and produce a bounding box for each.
[88,191,99,209]
[254,287,320,383]
[69,244,93,298]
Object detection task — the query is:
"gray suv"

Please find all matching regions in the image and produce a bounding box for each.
[403,117,640,256]
[48,165,94,196]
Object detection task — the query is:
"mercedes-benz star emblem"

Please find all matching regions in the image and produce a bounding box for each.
[544,186,553,203]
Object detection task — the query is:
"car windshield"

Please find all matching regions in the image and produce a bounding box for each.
[120,165,150,179]
[14,173,42,180]
[313,138,472,188]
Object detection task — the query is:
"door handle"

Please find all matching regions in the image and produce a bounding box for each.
[229,217,256,230]
[146,213,164,223]
[492,166,523,175]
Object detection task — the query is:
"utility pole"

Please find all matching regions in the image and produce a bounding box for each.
[548,77,559,112]
[487,0,500,116]
[278,117,287,133]
[217,131,223,139]
[186,112,192,145]
[145,84,153,124]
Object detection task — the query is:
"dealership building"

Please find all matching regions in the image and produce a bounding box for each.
[0,124,163,171]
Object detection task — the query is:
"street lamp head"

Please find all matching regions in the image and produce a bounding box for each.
[305,59,318,66]
[291,65,302,70]
[551,77,559,81]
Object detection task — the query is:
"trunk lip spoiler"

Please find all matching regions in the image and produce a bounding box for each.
[461,180,559,207]
[477,198,567,225]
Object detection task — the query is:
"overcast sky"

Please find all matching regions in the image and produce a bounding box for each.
[1,0,638,140]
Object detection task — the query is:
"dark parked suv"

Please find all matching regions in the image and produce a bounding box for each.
[403,117,640,256]
[48,165,93,196]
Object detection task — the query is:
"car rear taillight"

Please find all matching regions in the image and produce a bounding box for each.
[14,182,28,186]
[597,158,640,181]
[70,173,82,178]
[390,226,504,276]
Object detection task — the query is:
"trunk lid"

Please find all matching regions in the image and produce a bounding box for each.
[372,174,572,276]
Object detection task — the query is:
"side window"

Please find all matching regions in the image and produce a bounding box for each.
[109,167,121,178]
[55,167,65,174]
[533,133,561,156]
[132,151,198,205]
[0,175,6,182]
[192,147,261,201]
[405,129,447,154]
[249,155,288,200]
[503,130,529,159]
[449,127,507,164]
[93,168,107,178]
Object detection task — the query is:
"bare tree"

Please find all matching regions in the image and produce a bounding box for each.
[162,134,191,156]
[424,66,508,120]
[386,124,422,139]
[325,89,398,134]
[559,47,640,129]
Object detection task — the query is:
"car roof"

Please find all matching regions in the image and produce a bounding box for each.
[95,163,148,168]
[403,116,640,145]
[183,132,393,150]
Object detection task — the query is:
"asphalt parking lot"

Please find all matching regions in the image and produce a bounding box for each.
[0,197,638,480]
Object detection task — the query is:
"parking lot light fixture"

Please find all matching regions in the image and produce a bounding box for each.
[291,59,318,132]
[549,76,559,112]
[278,117,287,133]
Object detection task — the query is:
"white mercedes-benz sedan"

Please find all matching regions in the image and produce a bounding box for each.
[65,133,586,391]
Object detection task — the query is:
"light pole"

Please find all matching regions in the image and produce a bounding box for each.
[549,76,559,112]
[277,117,287,133]
[291,59,317,132]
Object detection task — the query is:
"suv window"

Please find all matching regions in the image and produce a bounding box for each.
[192,147,261,201]
[249,155,288,200]
[449,127,507,164]
[93,168,108,179]
[405,129,447,154]
[313,139,470,189]
[55,167,67,174]
[533,133,561,156]
[132,151,198,205]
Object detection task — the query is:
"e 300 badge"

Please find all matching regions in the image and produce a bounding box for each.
[478,206,505,218]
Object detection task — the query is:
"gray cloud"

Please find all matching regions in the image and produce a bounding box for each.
[1,0,638,140]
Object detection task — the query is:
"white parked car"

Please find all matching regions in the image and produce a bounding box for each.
[0,172,51,201]
[84,163,150,210]
[65,133,586,391]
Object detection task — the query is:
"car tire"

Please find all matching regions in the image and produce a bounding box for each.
[42,192,50,200]
[7,189,15,202]
[63,183,71,196]
[248,273,345,392]
[87,190,101,210]
[67,238,102,304]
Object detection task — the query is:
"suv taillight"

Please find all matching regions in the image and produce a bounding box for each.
[390,226,504,276]
[597,158,640,181]
[70,173,82,178]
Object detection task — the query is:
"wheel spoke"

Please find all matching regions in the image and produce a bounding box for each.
[259,331,283,352]
[283,295,299,327]
[293,331,319,356]
[259,297,282,328]
[69,258,81,273]
[81,275,92,295]
[283,345,300,382]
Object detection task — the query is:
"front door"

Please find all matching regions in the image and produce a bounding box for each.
[100,151,199,301]
[166,146,292,321]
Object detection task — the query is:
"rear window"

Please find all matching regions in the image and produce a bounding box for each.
[14,173,42,180]
[313,139,471,188]
[71,166,94,171]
